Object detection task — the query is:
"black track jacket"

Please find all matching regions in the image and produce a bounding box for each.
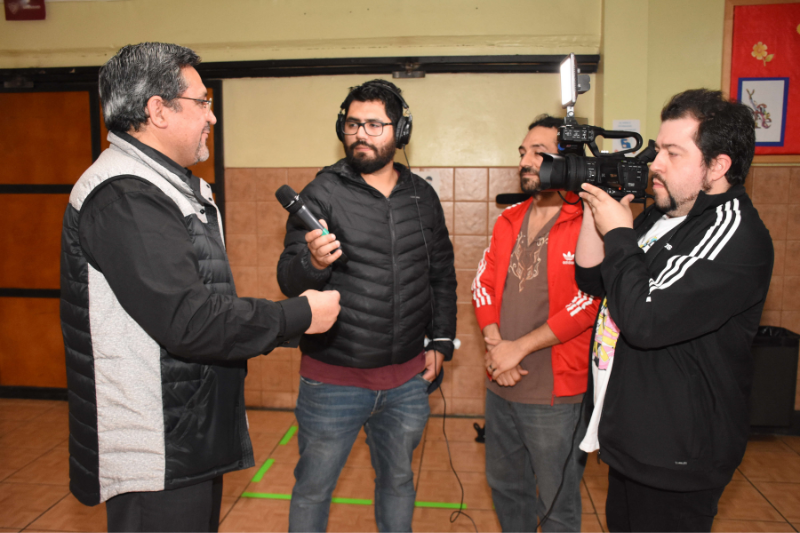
[278,159,457,369]
[576,185,773,491]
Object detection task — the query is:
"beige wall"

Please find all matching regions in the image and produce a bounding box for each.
[224,73,595,168]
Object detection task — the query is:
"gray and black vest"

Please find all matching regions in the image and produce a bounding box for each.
[60,132,254,505]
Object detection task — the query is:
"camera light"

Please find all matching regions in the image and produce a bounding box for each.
[560,54,577,108]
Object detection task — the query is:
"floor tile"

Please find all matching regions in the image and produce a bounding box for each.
[780,436,800,454]
[711,518,795,532]
[739,451,800,482]
[746,435,797,454]
[581,479,595,514]
[716,480,784,521]
[246,460,295,496]
[26,494,106,532]
[0,421,68,451]
[327,502,377,532]
[583,452,609,477]
[583,475,609,515]
[330,467,376,501]
[0,400,62,422]
[425,417,485,442]
[248,431,285,462]
[751,481,800,522]
[343,439,373,470]
[597,513,608,532]
[5,447,69,486]
[0,418,24,435]
[731,468,746,481]
[218,497,290,532]
[412,507,501,532]
[0,446,48,473]
[219,496,238,523]
[223,465,260,498]
[582,513,604,532]
[419,440,486,472]
[0,483,69,529]
[415,469,493,511]
[245,410,295,435]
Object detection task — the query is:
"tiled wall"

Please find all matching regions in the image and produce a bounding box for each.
[225,165,800,415]
[747,166,800,410]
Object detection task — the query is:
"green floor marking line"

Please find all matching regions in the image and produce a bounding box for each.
[251,458,275,483]
[241,492,292,500]
[279,425,298,445]
[331,497,373,505]
[241,491,465,510]
[415,501,467,510]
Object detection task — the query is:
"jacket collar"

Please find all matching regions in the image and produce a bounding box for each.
[323,158,413,196]
[686,184,747,218]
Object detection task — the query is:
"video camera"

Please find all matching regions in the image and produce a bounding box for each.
[539,54,656,199]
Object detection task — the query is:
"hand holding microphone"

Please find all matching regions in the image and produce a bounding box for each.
[275,185,348,267]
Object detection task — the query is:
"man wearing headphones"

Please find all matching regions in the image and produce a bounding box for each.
[278,79,457,532]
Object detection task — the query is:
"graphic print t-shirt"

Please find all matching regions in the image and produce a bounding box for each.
[579,213,686,452]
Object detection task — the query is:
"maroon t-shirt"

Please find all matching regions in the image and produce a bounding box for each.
[300,351,426,391]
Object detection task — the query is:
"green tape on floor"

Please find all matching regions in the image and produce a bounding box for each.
[279,425,298,445]
[241,492,292,500]
[415,501,467,510]
[331,497,372,505]
[240,492,466,510]
[251,458,275,483]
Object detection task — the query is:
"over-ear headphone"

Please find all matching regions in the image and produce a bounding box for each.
[336,80,413,148]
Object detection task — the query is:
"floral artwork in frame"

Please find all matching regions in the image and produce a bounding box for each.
[729,2,800,156]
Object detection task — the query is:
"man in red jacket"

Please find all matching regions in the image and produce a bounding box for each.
[472,115,599,531]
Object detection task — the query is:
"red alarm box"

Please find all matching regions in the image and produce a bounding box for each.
[4,0,46,21]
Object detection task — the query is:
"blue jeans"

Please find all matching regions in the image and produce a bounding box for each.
[485,389,587,532]
[289,374,431,532]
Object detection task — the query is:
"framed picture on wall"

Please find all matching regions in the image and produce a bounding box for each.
[723,0,800,162]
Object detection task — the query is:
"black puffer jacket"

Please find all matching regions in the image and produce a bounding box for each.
[278,160,457,368]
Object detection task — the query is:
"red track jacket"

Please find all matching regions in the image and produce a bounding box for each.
[472,193,599,398]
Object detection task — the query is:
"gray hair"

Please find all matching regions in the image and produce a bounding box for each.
[99,42,201,133]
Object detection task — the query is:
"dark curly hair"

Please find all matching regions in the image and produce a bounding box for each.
[661,89,755,186]
[340,79,404,125]
[528,114,563,131]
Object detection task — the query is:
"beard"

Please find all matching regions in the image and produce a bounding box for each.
[519,166,542,196]
[345,139,396,175]
[652,171,711,216]
[193,125,211,165]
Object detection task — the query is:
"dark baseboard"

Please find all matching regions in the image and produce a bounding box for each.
[751,410,800,437]
[0,386,67,401]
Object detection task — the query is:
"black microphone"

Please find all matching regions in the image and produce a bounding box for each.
[275,184,348,265]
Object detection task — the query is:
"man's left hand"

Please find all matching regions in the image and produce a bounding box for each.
[422,350,444,382]
[485,340,528,380]
[578,183,634,236]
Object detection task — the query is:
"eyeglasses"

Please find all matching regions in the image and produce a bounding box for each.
[342,120,393,137]
[176,96,213,111]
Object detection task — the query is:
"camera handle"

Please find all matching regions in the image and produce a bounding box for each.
[585,128,644,157]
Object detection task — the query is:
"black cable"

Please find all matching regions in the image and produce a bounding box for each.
[534,405,584,530]
[404,147,476,532]
[439,386,478,532]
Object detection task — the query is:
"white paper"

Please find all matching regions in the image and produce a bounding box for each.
[612,119,641,154]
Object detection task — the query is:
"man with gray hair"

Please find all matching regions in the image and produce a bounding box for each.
[60,42,340,532]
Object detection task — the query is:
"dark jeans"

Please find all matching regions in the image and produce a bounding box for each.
[485,389,587,532]
[106,476,223,532]
[289,374,431,532]
[606,467,725,532]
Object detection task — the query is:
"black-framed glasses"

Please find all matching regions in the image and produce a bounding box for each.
[176,96,213,111]
[342,120,393,137]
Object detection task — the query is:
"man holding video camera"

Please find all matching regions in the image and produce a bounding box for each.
[575,89,773,531]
